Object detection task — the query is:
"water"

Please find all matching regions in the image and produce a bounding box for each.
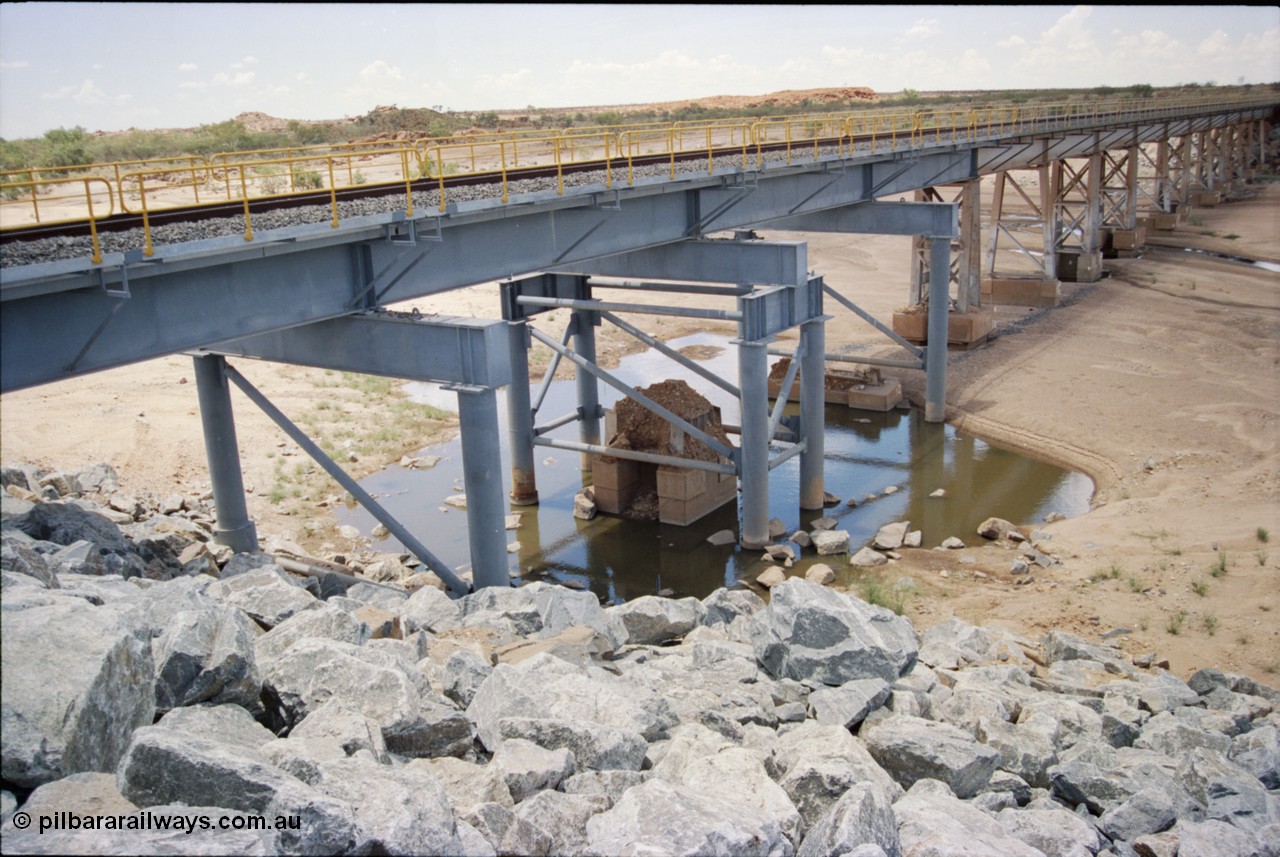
[336,333,1092,602]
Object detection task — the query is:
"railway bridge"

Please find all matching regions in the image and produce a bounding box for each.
[2,94,1276,591]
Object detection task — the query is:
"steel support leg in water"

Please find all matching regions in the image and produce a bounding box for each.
[738,338,770,548]
[925,236,949,424]
[798,316,826,511]
[455,384,510,589]
[506,320,539,505]
[192,354,258,553]
[572,308,602,470]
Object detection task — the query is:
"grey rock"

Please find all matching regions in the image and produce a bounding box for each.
[606,594,704,645]
[444,649,494,708]
[262,637,474,758]
[463,801,553,857]
[206,566,319,629]
[1172,818,1270,857]
[701,587,766,628]
[995,804,1103,857]
[751,578,917,686]
[466,653,674,752]
[117,719,368,855]
[254,602,370,664]
[512,790,611,857]
[987,770,1033,807]
[795,782,900,857]
[1042,631,1135,676]
[1134,710,1232,757]
[400,583,463,634]
[284,697,391,764]
[770,722,902,828]
[585,777,793,857]
[861,714,999,798]
[1,600,153,788]
[805,563,837,585]
[808,678,891,729]
[560,769,649,802]
[648,722,734,782]
[676,746,803,846]
[850,546,888,567]
[940,536,966,550]
[1048,756,1140,814]
[305,756,463,856]
[1230,724,1280,789]
[1,537,59,588]
[10,502,134,563]
[1017,697,1105,751]
[47,539,109,576]
[0,790,14,828]
[1098,787,1178,843]
[893,780,1043,856]
[496,716,646,772]
[873,521,909,551]
[407,756,514,813]
[492,738,576,802]
[16,771,138,818]
[918,617,1031,670]
[758,565,788,588]
[977,517,1022,540]
[812,529,851,556]
[707,529,736,546]
[152,606,260,713]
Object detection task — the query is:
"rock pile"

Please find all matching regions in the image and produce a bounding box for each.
[2,462,1278,856]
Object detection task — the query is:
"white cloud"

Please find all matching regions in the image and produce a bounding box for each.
[92,63,104,71]
[360,60,404,81]
[211,71,256,87]
[1196,30,1231,56]
[242,56,258,65]
[997,35,1026,49]
[39,78,129,107]
[904,18,941,39]
[179,62,197,72]
[478,68,531,88]
[296,72,309,82]
[0,60,30,69]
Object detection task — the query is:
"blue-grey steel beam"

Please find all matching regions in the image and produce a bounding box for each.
[569,239,807,287]
[765,201,958,239]
[192,354,258,554]
[4,106,1272,393]
[452,384,510,589]
[737,338,770,548]
[572,308,602,469]
[798,316,827,510]
[507,321,539,505]
[925,237,951,423]
[206,313,511,388]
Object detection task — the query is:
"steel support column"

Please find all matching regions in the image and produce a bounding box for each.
[506,320,538,505]
[454,385,509,589]
[910,183,981,311]
[925,237,950,424]
[192,354,258,554]
[738,338,770,548]
[572,308,601,470]
[798,317,826,511]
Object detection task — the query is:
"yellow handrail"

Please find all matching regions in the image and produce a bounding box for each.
[2,92,1272,257]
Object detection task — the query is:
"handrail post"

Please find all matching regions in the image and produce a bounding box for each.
[327,157,339,227]
[238,168,253,243]
[84,180,102,264]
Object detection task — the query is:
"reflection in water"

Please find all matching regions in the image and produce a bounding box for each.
[337,334,1092,602]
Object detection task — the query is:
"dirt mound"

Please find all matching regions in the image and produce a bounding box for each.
[611,380,730,463]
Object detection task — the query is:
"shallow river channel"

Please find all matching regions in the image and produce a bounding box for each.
[336,333,1093,602]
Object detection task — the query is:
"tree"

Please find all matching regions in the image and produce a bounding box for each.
[39,126,90,169]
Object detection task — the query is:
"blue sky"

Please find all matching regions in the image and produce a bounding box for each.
[1,4,1277,139]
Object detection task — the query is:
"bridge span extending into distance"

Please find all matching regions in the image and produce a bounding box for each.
[3,93,1276,591]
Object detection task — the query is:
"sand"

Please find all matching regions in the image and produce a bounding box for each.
[2,178,1277,683]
